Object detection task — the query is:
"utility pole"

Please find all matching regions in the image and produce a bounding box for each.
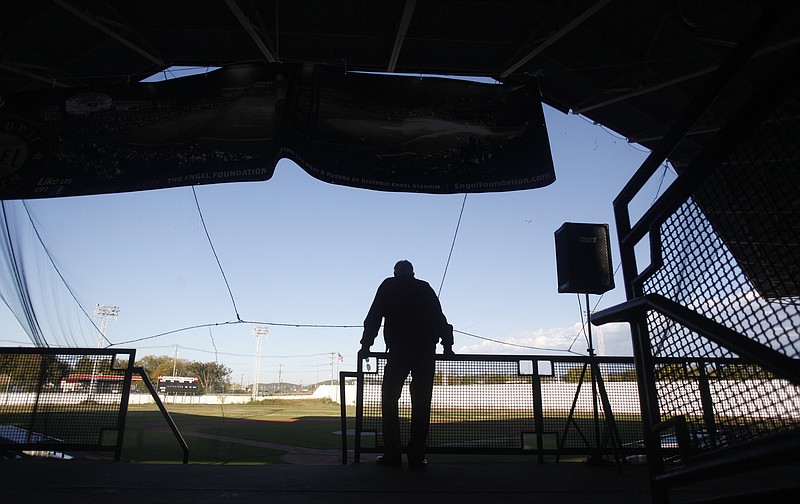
[278,364,282,393]
[252,326,268,400]
[172,344,179,376]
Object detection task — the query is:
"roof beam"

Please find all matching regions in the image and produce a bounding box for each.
[225,0,277,63]
[52,0,165,67]
[574,35,800,115]
[575,66,716,115]
[632,126,721,145]
[0,61,72,88]
[387,0,417,73]
[500,0,612,79]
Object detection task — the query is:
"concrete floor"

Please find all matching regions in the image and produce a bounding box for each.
[2,457,798,504]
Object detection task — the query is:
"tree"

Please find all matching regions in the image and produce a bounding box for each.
[136,355,192,381]
[0,353,70,390]
[133,355,231,393]
[187,361,232,394]
[561,366,589,383]
[655,363,690,381]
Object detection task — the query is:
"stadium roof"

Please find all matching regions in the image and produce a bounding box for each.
[2,1,798,169]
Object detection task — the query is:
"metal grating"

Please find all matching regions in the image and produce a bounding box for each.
[360,354,644,458]
[0,348,135,459]
[637,88,800,453]
[591,26,800,502]
[352,353,795,464]
[544,360,642,452]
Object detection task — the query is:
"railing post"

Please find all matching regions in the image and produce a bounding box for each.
[134,366,189,464]
[113,353,135,461]
[530,358,545,463]
[354,352,365,464]
[339,371,355,464]
[697,363,718,449]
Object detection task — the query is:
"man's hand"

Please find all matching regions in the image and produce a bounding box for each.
[358,345,371,359]
[443,345,454,357]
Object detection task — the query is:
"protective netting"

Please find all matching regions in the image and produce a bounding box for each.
[639,87,800,451]
[0,201,100,348]
[0,348,134,456]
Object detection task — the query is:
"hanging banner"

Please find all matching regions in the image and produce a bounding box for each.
[0,63,554,199]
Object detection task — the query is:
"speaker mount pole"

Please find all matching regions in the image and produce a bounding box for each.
[556,293,624,468]
[586,293,603,462]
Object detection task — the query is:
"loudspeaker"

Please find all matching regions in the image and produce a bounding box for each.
[554,222,614,294]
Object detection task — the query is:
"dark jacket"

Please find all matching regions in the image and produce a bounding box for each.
[361,276,453,351]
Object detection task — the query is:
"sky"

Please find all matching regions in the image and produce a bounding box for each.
[0,71,677,387]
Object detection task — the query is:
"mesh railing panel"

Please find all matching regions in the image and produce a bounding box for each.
[361,357,537,452]
[638,88,800,452]
[543,360,643,451]
[355,354,794,459]
[0,348,134,456]
[430,359,534,450]
[360,355,646,456]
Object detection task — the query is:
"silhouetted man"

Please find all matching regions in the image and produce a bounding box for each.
[360,260,453,469]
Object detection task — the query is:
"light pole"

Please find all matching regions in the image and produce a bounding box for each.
[252,326,268,400]
[91,304,119,396]
[93,304,120,348]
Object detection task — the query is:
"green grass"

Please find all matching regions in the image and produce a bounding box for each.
[124,426,286,464]
[121,399,354,464]
[107,399,640,465]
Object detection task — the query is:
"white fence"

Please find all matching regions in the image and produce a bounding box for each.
[3,381,797,418]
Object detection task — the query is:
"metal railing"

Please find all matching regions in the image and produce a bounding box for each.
[595,4,800,501]
[342,352,798,465]
[133,366,189,464]
[0,347,135,461]
[0,347,189,463]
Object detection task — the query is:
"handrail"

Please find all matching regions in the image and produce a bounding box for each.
[133,366,189,464]
[591,294,800,385]
[0,347,137,460]
[653,430,800,487]
[339,371,357,465]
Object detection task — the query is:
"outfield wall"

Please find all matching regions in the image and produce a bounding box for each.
[121,384,351,405]
[3,381,796,418]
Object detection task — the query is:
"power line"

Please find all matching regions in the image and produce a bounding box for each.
[438,193,467,297]
[454,328,581,355]
[112,319,361,346]
[161,344,332,359]
[117,317,583,356]
[192,186,241,321]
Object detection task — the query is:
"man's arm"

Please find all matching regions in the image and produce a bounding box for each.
[441,321,454,356]
[360,282,385,353]
[426,284,454,355]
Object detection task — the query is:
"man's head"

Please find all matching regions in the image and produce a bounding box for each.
[393,260,414,277]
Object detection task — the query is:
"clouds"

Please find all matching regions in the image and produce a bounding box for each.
[456,321,632,357]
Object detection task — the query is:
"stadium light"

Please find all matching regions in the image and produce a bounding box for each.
[252,326,268,400]
[93,304,120,347]
[90,304,120,398]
